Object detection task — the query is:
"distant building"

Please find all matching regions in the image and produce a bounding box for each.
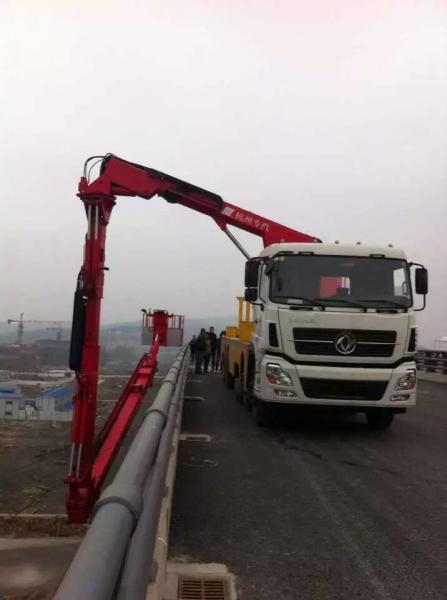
[32,382,74,421]
[38,382,74,410]
[0,382,73,422]
[0,383,24,419]
[0,383,24,399]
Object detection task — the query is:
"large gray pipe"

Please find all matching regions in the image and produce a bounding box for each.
[54,347,188,600]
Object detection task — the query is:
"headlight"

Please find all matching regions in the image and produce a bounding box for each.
[395,369,416,390]
[266,362,293,386]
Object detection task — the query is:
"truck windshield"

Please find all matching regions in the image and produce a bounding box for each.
[269,254,412,309]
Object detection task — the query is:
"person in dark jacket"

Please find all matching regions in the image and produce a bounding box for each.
[215,330,225,371]
[194,329,207,374]
[208,326,218,371]
[189,335,197,363]
[203,332,212,373]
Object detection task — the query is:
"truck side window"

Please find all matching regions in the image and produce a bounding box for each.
[259,264,269,301]
[393,265,410,299]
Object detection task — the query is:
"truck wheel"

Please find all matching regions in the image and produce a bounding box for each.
[252,399,272,427]
[244,357,255,411]
[366,409,394,431]
[223,356,234,390]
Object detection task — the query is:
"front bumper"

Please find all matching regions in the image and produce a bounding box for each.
[255,356,417,407]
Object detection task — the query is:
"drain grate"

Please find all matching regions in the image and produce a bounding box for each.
[180,433,211,442]
[178,576,229,600]
[184,395,205,402]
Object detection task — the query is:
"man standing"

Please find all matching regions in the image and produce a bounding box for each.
[189,334,197,363]
[194,329,206,374]
[208,326,218,371]
[215,330,225,371]
[203,331,211,373]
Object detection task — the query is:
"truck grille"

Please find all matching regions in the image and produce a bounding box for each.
[293,328,396,358]
[300,378,388,401]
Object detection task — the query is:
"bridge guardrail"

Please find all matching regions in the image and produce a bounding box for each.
[416,350,447,375]
[54,346,190,600]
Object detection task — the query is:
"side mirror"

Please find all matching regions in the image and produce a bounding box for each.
[245,287,258,302]
[415,267,428,295]
[245,260,260,288]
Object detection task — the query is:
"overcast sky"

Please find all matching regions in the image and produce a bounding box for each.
[1,0,446,345]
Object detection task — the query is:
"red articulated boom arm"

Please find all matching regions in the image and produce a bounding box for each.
[81,154,320,249]
[66,154,319,523]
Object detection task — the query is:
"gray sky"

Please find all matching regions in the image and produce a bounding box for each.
[1,0,446,345]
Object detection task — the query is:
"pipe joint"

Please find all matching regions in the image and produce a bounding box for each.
[93,483,142,527]
[145,407,170,427]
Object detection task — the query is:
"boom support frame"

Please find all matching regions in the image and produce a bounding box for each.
[66,154,319,522]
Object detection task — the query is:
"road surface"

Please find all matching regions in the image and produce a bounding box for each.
[170,374,447,600]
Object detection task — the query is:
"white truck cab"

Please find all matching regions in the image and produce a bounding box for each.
[244,243,428,429]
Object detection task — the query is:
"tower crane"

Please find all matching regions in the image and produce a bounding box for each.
[7,314,69,345]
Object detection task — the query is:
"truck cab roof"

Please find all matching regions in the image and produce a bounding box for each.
[259,243,407,261]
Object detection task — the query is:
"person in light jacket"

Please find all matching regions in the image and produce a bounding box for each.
[215,330,225,371]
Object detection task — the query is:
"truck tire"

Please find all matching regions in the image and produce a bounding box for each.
[244,357,255,412]
[365,409,394,431]
[252,399,272,427]
[223,356,234,390]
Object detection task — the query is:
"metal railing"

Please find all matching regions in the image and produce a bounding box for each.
[416,349,447,375]
[54,346,189,600]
